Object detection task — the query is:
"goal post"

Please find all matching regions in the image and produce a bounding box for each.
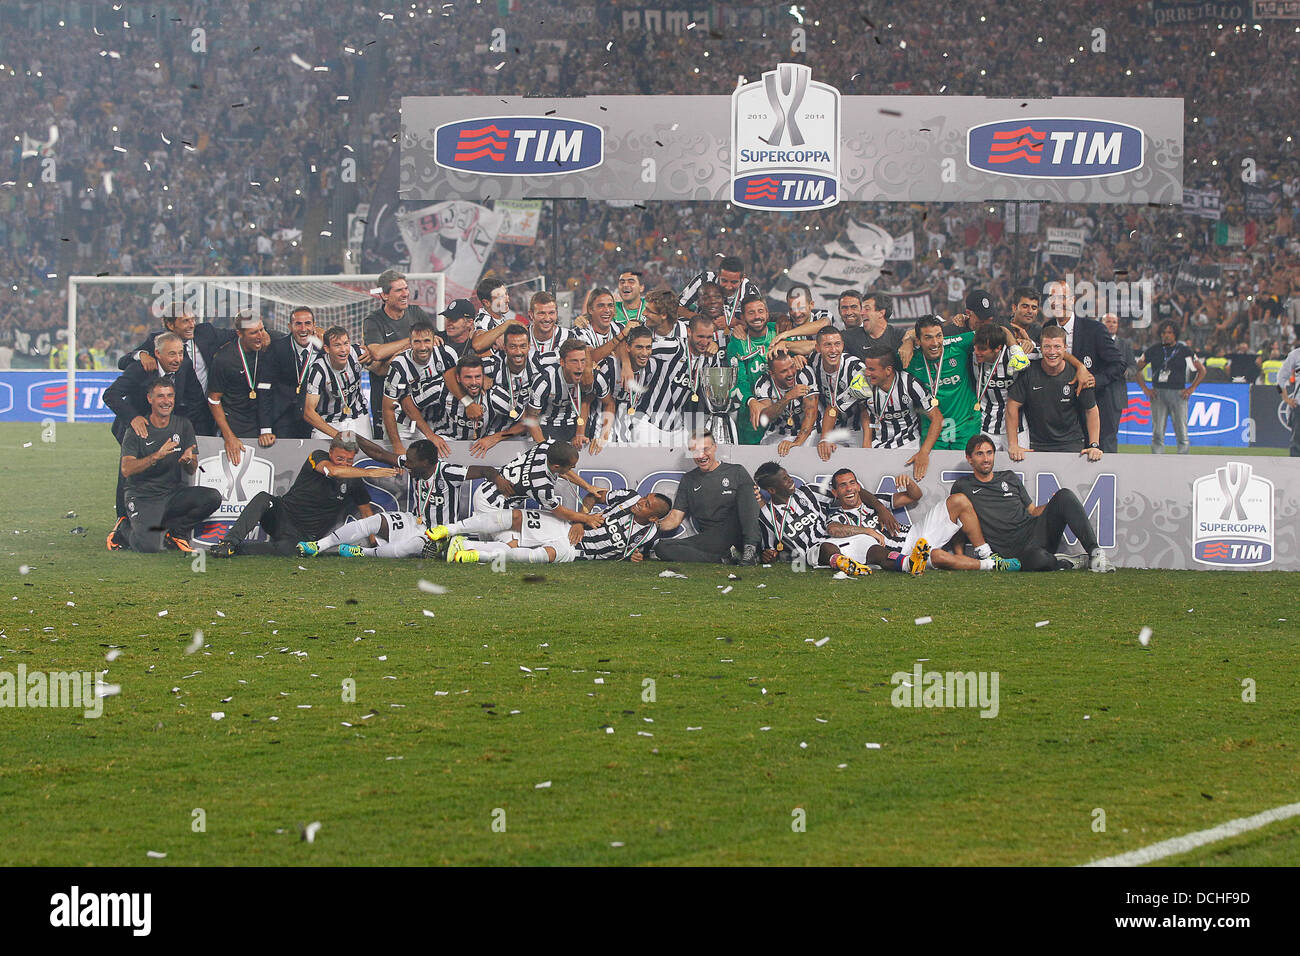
[64,272,445,422]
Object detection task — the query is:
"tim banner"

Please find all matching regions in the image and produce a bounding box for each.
[402,75,1182,205]
[0,371,119,422]
[191,437,1298,570]
[1119,383,1250,447]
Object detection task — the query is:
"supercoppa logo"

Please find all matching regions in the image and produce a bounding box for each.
[732,63,841,210]
[1192,462,1274,568]
[967,118,1144,179]
[434,116,603,176]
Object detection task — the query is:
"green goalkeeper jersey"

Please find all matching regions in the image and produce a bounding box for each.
[905,330,980,450]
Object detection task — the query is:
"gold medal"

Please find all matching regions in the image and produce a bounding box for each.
[343,406,352,417]
[690,392,699,403]
[576,417,586,427]
[930,397,939,409]
[628,407,638,417]
[249,389,257,400]
[776,542,784,552]
[509,408,520,419]
[786,416,794,427]
[974,401,982,412]
[296,385,302,394]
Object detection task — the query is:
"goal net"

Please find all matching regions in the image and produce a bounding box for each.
[62,273,444,421]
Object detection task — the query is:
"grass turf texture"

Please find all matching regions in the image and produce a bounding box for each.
[1,423,1297,866]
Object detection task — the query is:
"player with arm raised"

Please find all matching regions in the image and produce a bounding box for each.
[847,346,943,478]
[748,351,819,456]
[803,326,865,461]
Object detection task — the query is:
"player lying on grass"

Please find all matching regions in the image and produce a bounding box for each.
[431,490,672,564]
[824,467,1021,572]
[295,440,510,557]
[751,462,925,577]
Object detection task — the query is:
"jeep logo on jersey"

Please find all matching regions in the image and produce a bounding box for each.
[967,119,1144,179]
[1192,462,1274,568]
[434,117,603,177]
[732,63,840,210]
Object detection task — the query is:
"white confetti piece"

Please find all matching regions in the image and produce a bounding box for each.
[268,716,279,722]
[535,781,552,789]
[1083,715,1091,720]
[216,610,225,618]
[22,442,32,448]
[417,579,447,595]
[185,630,204,655]
[815,718,828,724]
[66,601,75,607]
[594,678,604,684]
[610,841,624,847]
[720,586,733,594]
[297,704,312,709]
[838,763,848,769]
[831,571,849,580]
[302,821,321,843]
[606,727,614,734]
[814,637,829,647]
[95,683,120,698]
[211,712,225,720]
[105,649,121,662]
[629,613,641,617]
[19,565,30,575]
[799,741,808,749]
[657,570,687,579]
[686,726,701,731]
[377,655,387,661]
[341,722,352,727]
[146,850,166,859]
[157,610,168,617]
[914,617,932,625]
[422,610,435,618]
[1139,626,1152,646]
[865,743,882,749]
[637,731,653,737]
[760,726,771,731]
[1035,620,1050,628]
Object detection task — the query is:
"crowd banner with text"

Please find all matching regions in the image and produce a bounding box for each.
[190,438,1297,571]
[402,75,1182,205]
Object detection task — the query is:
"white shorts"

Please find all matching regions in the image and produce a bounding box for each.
[901,499,962,567]
[382,510,426,545]
[312,416,373,441]
[809,534,874,568]
[515,510,576,563]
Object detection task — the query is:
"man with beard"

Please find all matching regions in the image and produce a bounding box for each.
[1010,286,1044,345]
[777,284,831,335]
[727,294,782,446]
[363,270,435,436]
[381,320,458,456]
[847,347,942,477]
[208,312,275,466]
[823,467,1021,572]
[473,291,572,375]
[802,326,866,461]
[749,351,819,456]
[950,434,1114,572]
[426,354,513,443]
[862,290,904,357]
[470,323,537,457]
[654,431,761,565]
[680,255,762,320]
[751,463,876,577]
[593,325,689,447]
[525,338,594,444]
[574,287,624,348]
[838,290,869,362]
[680,314,742,444]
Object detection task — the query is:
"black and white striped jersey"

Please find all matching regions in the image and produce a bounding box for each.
[528,365,590,429]
[802,354,866,430]
[305,347,369,422]
[826,498,909,547]
[383,347,458,426]
[593,338,690,434]
[758,486,831,554]
[680,349,741,417]
[473,309,511,334]
[751,372,818,439]
[971,346,1027,436]
[484,441,563,510]
[424,385,503,441]
[405,461,472,527]
[526,327,574,376]
[574,322,624,349]
[847,368,931,448]
[652,320,692,348]
[679,270,763,314]
[575,489,660,561]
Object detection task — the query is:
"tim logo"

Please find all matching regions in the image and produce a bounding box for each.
[434,117,603,176]
[732,63,841,210]
[28,377,115,421]
[968,118,1144,179]
[194,444,275,545]
[1192,462,1274,568]
[1119,386,1244,443]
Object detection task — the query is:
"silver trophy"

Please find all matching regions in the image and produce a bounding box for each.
[702,362,738,443]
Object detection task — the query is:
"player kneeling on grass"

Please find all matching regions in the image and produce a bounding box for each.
[210,431,401,557]
[949,434,1114,572]
[752,462,909,577]
[297,440,510,558]
[824,468,1020,572]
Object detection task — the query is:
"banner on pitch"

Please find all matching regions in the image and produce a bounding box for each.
[191,437,1298,570]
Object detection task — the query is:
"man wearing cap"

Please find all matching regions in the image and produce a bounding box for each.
[440,299,479,359]
[209,431,402,557]
[208,312,275,467]
[362,270,435,436]
[118,377,222,554]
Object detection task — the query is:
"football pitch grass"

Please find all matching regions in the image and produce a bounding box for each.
[1,423,1296,867]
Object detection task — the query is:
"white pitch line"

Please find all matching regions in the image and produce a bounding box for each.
[1081,800,1300,867]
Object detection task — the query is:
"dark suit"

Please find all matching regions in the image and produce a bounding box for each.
[120,324,235,435]
[104,360,183,518]
[1044,315,1128,453]
[264,333,317,439]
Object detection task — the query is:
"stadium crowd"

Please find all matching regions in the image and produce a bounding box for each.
[0,1,1296,378]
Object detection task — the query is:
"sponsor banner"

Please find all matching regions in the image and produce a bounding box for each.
[402,88,1182,205]
[191,437,1299,570]
[885,231,914,261]
[890,290,934,322]
[1251,383,1294,448]
[395,200,500,301]
[1182,187,1222,220]
[1119,383,1250,446]
[1152,2,1251,25]
[494,198,543,246]
[1045,227,1085,258]
[1175,260,1223,292]
[0,371,118,422]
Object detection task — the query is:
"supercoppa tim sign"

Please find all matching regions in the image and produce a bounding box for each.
[434,116,603,176]
[967,118,1145,179]
[731,63,841,210]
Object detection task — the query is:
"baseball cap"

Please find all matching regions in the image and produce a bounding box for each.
[965,289,995,321]
[440,299,476,321]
